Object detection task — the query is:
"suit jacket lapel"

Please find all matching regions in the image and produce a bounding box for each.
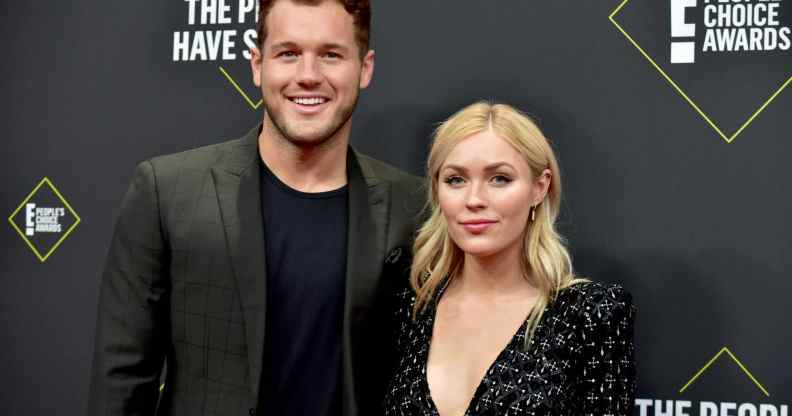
[342,150,390,415]
[211,125,267,397]
[211,131,391,407]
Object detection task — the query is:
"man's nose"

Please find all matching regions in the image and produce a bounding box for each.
[296,55,322,87]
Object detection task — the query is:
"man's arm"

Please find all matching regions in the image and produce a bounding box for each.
[88,160,170,416]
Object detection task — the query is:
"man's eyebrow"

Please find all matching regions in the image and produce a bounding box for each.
[269,41,299,50]
[321,43,351,52]
[268,41,351,52]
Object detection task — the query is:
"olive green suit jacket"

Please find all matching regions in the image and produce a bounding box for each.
[89,126,424,416]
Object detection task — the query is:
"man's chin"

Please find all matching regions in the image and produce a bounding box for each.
[280,126,338,147]
[265,104,355,149]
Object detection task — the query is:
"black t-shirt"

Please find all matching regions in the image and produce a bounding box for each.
[259,160,347,416]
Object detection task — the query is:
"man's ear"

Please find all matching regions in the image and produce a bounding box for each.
[359,49,375,89]
[250,46,263,87]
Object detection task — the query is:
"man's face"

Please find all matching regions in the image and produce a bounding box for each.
[251,0,374,147]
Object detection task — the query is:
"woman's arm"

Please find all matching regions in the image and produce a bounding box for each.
[575,283,637,415]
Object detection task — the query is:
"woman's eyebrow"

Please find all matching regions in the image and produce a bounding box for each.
[441,162,515,173]
[482,162,515,171]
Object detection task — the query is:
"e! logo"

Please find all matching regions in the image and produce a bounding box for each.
[671,0,697,63]
[8,178,80,262]
[25,203,36,236]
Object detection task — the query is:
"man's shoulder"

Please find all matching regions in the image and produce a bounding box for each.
[355,152,422,189]
[137,124,260,188]
[355,151,427,220]
[147,135,246,173]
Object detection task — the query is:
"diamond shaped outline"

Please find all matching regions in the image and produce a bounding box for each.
[219,66,263,110]
[8,177,81,262]
[678,346,770,397]
[609,0,792,144]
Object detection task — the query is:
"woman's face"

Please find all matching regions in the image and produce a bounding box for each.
[438,130,550,259]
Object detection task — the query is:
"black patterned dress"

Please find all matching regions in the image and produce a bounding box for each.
[383,280,636,416]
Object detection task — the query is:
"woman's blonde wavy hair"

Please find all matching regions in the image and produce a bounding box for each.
[410,101,585,345]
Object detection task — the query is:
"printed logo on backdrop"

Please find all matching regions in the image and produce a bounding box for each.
[634,346,788,416]
[669,0,791,63]
[171,0,262,109]
[610,0,792,143]
[8,178,80,262]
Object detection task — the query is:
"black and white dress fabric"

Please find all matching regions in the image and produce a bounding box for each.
[383,279,636,416]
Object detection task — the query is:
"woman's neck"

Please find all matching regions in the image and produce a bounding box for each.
[452,243,536,301]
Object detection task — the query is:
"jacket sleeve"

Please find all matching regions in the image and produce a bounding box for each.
[88,160,171,416]
[576,284,637,415]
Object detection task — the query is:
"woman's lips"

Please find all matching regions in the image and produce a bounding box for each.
[460,220,497,234]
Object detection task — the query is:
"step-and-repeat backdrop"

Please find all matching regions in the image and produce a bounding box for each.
[2,1,790,415]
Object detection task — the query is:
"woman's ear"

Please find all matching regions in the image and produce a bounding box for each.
[533,168,552,205]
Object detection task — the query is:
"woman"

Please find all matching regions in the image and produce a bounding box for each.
[384,102,636,415]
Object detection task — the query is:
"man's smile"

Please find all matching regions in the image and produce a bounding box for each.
[287,95,331,114]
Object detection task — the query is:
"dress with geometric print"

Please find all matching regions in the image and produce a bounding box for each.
[384,280,636,416]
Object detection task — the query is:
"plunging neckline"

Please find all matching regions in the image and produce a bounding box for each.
[421,280,534,416]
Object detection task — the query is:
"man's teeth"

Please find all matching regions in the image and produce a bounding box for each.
[292,97,327,105]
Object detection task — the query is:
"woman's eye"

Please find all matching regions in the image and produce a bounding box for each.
[491,175,512,185]
[443,176,465,186]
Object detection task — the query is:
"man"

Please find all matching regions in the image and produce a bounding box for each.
[88,1,424,415]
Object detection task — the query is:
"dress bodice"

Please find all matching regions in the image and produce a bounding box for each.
[383,280,636,416]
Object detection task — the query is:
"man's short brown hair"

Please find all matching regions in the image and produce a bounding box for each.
[256,0,372,57]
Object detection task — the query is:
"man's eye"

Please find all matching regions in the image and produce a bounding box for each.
[443,176,465,186]
[324,52,342,59]
[278,51,298,58]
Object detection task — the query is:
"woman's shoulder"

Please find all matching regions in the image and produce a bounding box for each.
[555,280,636,323]
[560,279,632,298]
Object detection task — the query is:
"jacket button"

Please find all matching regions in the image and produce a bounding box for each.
[249,408,256,416]
[385,247,402,264]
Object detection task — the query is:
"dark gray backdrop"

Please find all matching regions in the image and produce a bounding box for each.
[2,1,790,415]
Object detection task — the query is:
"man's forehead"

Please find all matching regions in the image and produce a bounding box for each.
[265,1,356,44]
[266,1,354,31]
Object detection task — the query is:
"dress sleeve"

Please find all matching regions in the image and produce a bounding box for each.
[381,246,416,355]
[575,284,637,415]
[381,249,418,414]
[391,286,416,359]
